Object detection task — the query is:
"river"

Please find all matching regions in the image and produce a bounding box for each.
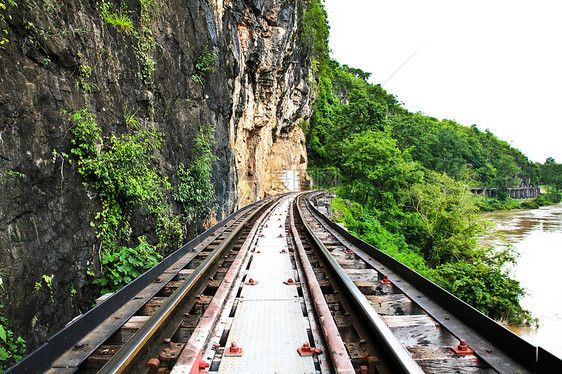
[480,204,562,359]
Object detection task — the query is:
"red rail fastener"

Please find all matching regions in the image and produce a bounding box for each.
[225,342,243,357]
[381,275,391,285]
[284,278,296,285]
[265,224,268,228]
[346,249,353,255]
[199,360,210,369]
[297,342,323,357]
[146,358,160,374]
[245,278,259,285]
[278,233,284,238]
[451,339,474,356]
[279,224,283,228]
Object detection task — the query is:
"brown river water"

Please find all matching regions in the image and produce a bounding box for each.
[480,204,562,359]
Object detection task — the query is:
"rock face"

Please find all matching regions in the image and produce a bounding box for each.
[0,0,313,349]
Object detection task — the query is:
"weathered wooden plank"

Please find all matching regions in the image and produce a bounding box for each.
[109,316,150,344]
[332,258,370,269]
[409,345,495,373]
[344,268,379,282]
[326,245,352,253]
[383,315,436,328]
[366,294,416,315]
[82,345,122,372]
[413,347,495,374]
[383,315,459,348]
[354,281,394,295]
[175,268,195,281]
[139,296,169,316]
[389,325,458,348]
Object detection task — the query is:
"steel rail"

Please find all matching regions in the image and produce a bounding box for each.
[171,197,282,373]
[305,193,562,374]
[289,195,356,374]
[98,199,276,373]
[296,193,424,374]
[5,198,268,374]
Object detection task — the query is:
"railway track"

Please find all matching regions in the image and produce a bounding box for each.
[7,192,562,373]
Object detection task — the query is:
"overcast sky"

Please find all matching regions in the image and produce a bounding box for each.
[324,0,562,163]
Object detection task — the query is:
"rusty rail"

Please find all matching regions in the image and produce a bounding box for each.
[289,197,356,374]
[296,193,424,374]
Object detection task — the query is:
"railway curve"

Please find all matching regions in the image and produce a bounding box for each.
[6,192,562,374]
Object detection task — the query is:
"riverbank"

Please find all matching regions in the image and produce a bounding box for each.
[480,204,562,359]
[475,192,561,212]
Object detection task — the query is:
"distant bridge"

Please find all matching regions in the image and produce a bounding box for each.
[470,186,540,199]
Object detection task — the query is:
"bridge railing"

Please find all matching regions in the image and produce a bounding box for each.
[470,186,541,199]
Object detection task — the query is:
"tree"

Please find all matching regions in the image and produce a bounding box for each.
[406,171,481,266]
[339,130,422,207]
[541,157,562,192]
[492,154,521,189]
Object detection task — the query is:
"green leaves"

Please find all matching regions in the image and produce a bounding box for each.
[68,109,169,253]
[309,52,534,325]
[300,0,330,73]
[65,108,181,295]
[191,46,218,85]
[174,124,217,224]
[434,261,533,325]
[94,237,161,294]
[0,305,26,369]
[339,130,422,207]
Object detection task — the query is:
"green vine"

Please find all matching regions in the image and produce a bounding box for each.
[99,0,133,34]
[0,274,26,370]
[34,274,54,302]
[174,124,217,223]
[134,0,157,85]
[0,0,17,47]
[0,170,25,183]
[95,236,161,294]
[96,0,157,86]
[191,46,218,85]
[64,108,181,294]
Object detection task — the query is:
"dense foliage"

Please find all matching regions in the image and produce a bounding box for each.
[191,46,218,85]
[66,109,180,294]
[300,0,330,74]
[308,60,541,188]
[0,303,26,371]
[304,27,541,322]
[65,110,218,295]
[174,124,218,224]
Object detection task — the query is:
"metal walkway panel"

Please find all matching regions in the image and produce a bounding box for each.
[219,199,315,373]
[241,243,297,300]
[218,299,315,374]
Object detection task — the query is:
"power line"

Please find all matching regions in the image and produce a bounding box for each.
[382,48,420,86]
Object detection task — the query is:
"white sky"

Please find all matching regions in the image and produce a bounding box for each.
[324,0,562,163]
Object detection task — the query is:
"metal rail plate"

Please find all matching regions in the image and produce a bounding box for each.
[219,199,315,373]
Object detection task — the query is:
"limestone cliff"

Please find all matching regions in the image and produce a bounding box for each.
[0,0,313,349]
